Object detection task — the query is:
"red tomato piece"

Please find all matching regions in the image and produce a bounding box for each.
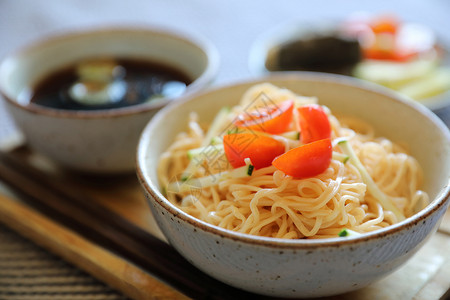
[361,14,425,62]
[369,14,399,34]
[223,133,285,169]
[234,99,294,134]
[363,47,417,62]
[362,31,418,62]
[363,48,418,62]
[298,104,331,144]
[272,138,332,178]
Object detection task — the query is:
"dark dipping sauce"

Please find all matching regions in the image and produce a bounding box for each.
[29,58,193,111]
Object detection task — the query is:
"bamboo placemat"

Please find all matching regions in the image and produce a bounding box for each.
[0,223,128,300]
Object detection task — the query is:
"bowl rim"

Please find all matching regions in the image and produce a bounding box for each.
[137,72,450,249]
[0,25,220,119]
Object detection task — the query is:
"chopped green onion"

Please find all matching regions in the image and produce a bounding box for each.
[332,151,349,163]
[227,127,240,135]
[338,228,361,237]
[210,136,223,145]
[280,131,300,140]
[247,164,254,176]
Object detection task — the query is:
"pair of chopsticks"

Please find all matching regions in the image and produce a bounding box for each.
[0,149,264,300]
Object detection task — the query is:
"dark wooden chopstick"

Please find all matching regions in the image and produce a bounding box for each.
[0,150,266,300]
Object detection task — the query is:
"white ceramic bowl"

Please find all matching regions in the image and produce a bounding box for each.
[0,27,219,173]
[137,73,450,298]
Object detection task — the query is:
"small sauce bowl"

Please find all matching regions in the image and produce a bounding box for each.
[0,26,219,173]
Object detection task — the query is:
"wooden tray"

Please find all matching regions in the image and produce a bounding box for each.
[0,147,449,300]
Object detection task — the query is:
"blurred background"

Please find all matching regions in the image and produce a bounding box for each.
[2,0,450,81]
[0,0,449,299]
[1,0,450,140]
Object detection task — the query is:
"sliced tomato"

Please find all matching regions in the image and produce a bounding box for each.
[369,14,399,34]
[234,99,294,134]
[362,33,418,62]
[223,133,285,169]
[298,104,331,144]
[361,14,425,62]
[272,138,332,178]
[363,46,417,62]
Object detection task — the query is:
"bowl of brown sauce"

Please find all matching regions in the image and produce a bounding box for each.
[0,27,219,173]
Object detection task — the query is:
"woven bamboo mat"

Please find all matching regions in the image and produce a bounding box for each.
[0,223,128,300]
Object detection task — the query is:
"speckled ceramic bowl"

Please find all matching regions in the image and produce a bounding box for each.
[137,73,450,298]
[0,27,219,173]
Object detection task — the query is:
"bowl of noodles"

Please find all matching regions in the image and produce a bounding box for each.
[136,73,450,298]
